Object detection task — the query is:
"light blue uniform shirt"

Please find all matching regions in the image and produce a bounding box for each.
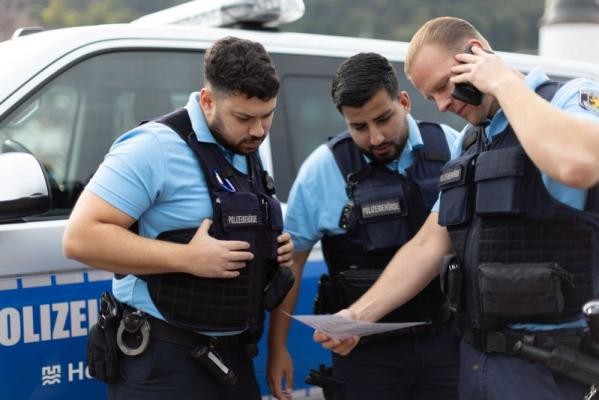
[432,67,599,330]
[87,92,249,322]
[285,114,458,252]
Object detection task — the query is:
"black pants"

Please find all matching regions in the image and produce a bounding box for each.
[108,338,261,400]
[459,339,588,400]
[332,322,460,400]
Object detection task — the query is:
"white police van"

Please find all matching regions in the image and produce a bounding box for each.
[2,1,599,399]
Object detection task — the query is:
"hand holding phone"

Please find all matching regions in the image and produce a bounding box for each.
[451,45,494,106]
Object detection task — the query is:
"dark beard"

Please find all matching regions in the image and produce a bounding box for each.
[208,121,240,153]
[363,136,407,165]
[208,119,263,155]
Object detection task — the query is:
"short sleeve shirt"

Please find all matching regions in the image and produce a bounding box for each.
[86,92,249,320]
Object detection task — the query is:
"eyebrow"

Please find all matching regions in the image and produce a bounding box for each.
[421,74,449,100]
[348,108,394,129]
[234,107,276,119]
[374,108,394,121]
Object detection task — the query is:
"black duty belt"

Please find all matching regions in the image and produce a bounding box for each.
[148,316,248,349]
[461,326,582,355]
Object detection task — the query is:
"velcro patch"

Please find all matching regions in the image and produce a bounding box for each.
[361,199,403,219]
[439,166,462,185]
[579,90,599,113]
[224,213,262,227]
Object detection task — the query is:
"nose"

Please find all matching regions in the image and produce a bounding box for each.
[249,118,266,138]
[369,126,385,146]
[434,94,452,113]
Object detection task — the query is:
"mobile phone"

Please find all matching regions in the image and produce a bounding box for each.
[451,45,493,106]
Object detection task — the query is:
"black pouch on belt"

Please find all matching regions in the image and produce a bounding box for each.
[87,291,122,383]
[334,269,380,309]
[477,262,574,328]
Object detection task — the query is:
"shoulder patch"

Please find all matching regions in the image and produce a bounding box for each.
[579,90,599,113]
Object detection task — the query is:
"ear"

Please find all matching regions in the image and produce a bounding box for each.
[199,88,215,119]
[399,91,411,112]
[465,39,486,52]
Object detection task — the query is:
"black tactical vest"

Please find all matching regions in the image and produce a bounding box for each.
[437,82,599,331]
[321,122,450,322]
[139,109,283,334]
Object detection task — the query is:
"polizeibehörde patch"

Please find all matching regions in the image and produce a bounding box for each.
[579,90,599,113]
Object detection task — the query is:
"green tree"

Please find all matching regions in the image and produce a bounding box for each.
[36,0,189,28]
[288,0,545,52]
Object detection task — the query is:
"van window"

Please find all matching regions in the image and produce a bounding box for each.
[0,50,203,218]
[281,74,347,178]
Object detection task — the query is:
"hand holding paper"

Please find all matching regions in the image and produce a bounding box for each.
[291,313,428,339]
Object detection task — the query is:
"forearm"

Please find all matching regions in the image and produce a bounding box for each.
[64,220,186,275]
[63,190,188,275]
[268,251,309,350]
[495,78,599,188]
[349,213,453,322]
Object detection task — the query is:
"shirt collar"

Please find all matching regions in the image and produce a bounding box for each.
[487,66,550,139]
[184,92,240,166]
[184,92,217,144]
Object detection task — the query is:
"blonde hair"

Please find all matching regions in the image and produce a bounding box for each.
[405,17,485,77]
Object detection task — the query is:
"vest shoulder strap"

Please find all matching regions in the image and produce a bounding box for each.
[327,131,366,182]
[416,121,450,162]
[535,80,564,102]
[154,108,194,142]
[462,127,480,152]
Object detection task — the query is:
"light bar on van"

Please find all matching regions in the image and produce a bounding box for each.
[132,0,305,28]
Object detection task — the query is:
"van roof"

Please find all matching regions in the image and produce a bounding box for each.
[2,23,599,111]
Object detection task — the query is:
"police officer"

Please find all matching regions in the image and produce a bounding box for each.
[63,36,294,400]
[268,53,460,400]
[315,17,599,400]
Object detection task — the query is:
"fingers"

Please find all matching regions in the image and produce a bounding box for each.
[277,251,293,267]
[284,369,294,396]
[277,232,294,266]
[330,337,359,356]
[197,218,213,234]
[228,250,254,261]
[226,261,247,270]
[277,232,291,243]
[313,330,330,344]
[220,270,241,279]
[268,373,283,399]
[277,241,293,255]
[313,331,358,356]
[222,239,252,251]
[450,63,471,75]
[453,52,477,64]
[269,372,292,400]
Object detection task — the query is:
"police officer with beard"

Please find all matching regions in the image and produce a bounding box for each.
[316,17,599,400]
[63,36,294,400]
[268,53,460,400]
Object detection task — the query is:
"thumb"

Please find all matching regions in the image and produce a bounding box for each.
[197,219,213,234]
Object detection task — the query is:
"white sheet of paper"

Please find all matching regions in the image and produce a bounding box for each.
[291,314,428,339]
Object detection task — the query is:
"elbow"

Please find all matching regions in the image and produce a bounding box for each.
[62,226,85,261]
[558,158,599,189]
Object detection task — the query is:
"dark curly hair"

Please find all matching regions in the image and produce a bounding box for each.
[204,36,279,101]
[331,52,399,113]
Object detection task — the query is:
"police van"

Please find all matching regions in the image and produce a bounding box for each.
[2,1,599,399]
